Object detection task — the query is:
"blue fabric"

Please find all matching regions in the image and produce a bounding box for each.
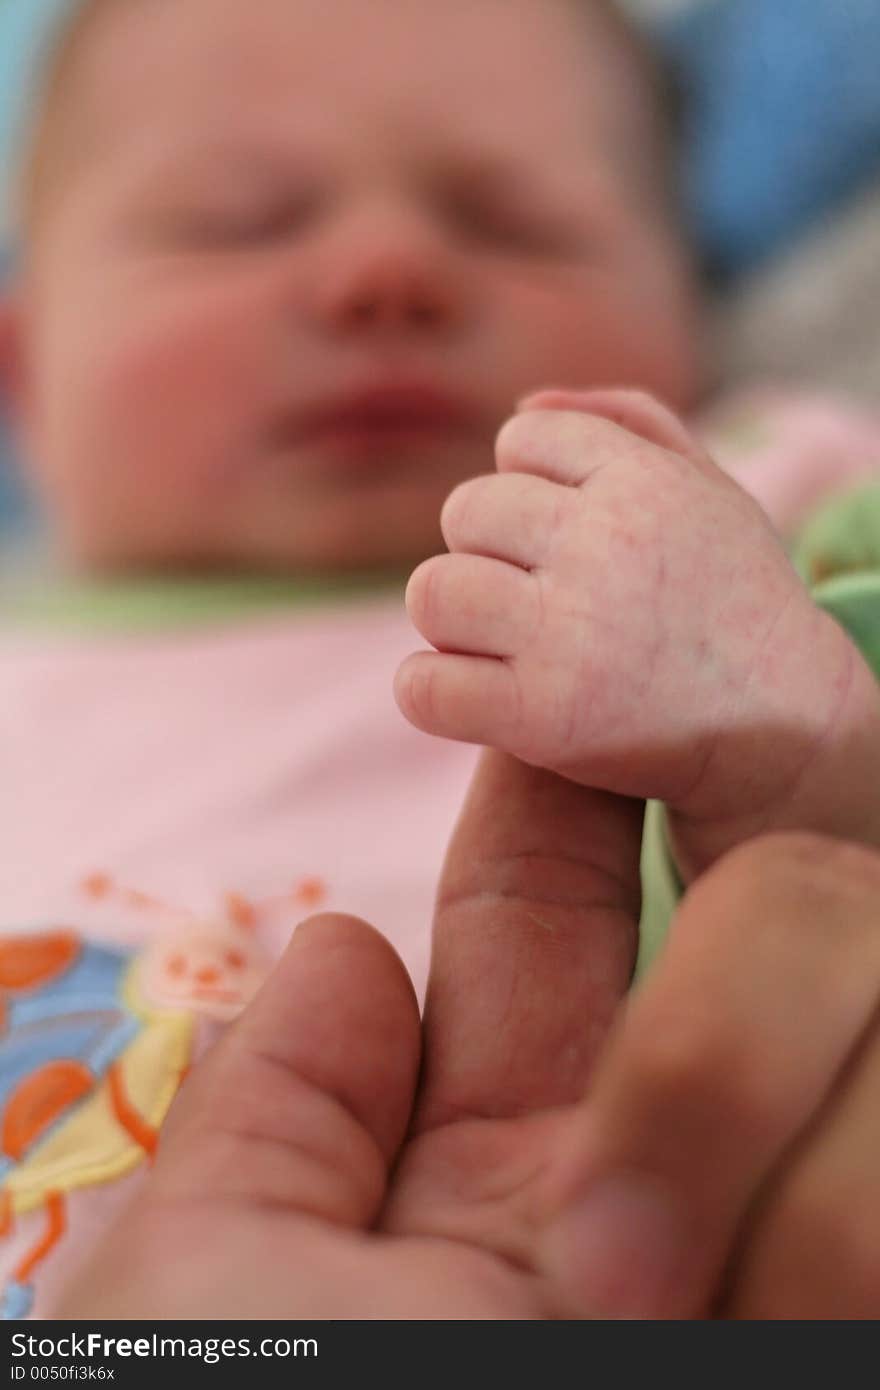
[0,1016,138,1187]
[1,1281,34,1321]
[3,0,880,277]
[0,244,31,539]
[0,436,27,536]
[657,0,880,274]
[0,4,63,541]
[0,0,67,221]
[6,940,133,1028]
[0,940,140,1179]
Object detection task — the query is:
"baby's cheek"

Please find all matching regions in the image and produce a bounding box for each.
[493,264,698,413]
[65,305,262,556]
[93,290,257,466]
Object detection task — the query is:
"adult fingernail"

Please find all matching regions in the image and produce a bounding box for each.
[547,1175,690,1319]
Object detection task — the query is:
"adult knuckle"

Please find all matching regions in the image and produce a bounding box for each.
[723,830,879,886]
[623,1005,784,1146]
[770,1179,880,1309]
[693,831,880,954]
[623,1009,720,1104]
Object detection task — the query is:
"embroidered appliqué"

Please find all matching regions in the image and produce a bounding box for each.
[0,933,193,1319]
[0,873,330,1317]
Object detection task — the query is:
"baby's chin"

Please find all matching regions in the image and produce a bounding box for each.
[226,513,446,576]
[54,436,490,576]
[59,502,446,579]
[203,466,472,573]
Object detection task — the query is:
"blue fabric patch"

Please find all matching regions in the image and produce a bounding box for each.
[657,0,880,273]
[7,942,132,1027]
[1,1280,34,1321]
[0,940,141,1174]
[0,1014,137,1109]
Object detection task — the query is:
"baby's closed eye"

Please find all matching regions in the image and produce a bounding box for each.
[431,158,602,262]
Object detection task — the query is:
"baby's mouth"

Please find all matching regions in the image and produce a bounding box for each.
[280,381,481,458]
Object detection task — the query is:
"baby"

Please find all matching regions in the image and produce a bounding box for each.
[0,0,879,1320]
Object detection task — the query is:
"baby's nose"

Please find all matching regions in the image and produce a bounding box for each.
[310,204,465,337]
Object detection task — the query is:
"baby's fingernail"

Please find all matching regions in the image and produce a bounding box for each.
[516,389,595,414]
[516,390,556,412]
[547,1175,689,1320]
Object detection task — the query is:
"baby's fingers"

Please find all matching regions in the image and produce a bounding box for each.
[518,387,708,466]
[406,553,539,658]
[395,650,523,747]
[498,391,706,489]
[441,471,570,570]
[497,410,625,487]
[541,833,880,1319]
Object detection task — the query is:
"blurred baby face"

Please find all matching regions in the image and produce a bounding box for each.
[13,0,701,572]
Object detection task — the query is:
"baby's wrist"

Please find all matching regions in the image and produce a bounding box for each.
[667,611,880,882]
[800,630,880,840]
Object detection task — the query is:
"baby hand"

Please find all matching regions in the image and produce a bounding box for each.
[396,390,880,878]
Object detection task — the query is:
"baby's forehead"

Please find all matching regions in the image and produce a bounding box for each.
[22,0,661,231]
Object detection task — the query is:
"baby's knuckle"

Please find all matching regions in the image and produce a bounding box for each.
[496,412,537,463]
[497,411,574,470]
[409,557,444,625]
[548,489,574,541]
[615,388,664,415]
[408,663,440,728]
[441,478,479,539]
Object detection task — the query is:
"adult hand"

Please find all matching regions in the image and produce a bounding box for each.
[58,756,880,1319]
[59,755,642,1319]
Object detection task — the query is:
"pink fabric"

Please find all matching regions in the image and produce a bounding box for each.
[1,596,479,988]
[0,595,479,1316]
[699,388,880,533]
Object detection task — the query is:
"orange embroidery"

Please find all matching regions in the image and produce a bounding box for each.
[2,1062,93,1162]
[0,934,80,992]
[81,873,111,899]
[225,893,257,930]
[13,1192,66,1285]
[83,875,165,913]
[107,1063,158,1159]
[129,890,157,910]
[294,878,327,908]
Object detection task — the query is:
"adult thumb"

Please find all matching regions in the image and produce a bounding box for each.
[153,913,422,1226]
